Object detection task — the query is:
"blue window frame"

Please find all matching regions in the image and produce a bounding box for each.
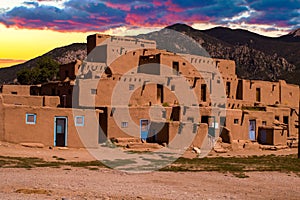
[75,116,85,126]
[26,113,36,124]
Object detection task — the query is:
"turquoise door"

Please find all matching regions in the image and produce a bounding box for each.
[140,119,149,140]
[249,120,256,141]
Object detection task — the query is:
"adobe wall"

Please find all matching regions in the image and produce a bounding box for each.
[87,34,156,63]
[2,94,43,107]
[43,96,60,107]
[192,123,208,147]
[40,82,74,108]
[59,60,81,81]
[2,85,31,96]
[279,80,299,108]
[267,106,298,137]
[105,106,174,139]
[224,109,275,141]
[79,49,218,108]
[215,59,236,78]
[223,109,243,140]
[87,34,111,55]
[1,105,100,148]
[240,80,280,105]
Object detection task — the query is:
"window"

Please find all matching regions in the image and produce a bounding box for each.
[256,88,261,102]
[283,116,289,125]
[192,124,198,133]
[172,62,179,75]
[121,122,128,128]
[234,119,239,124]
[262,121,267,126]
[129,84,135,91]
[201,84,207,102]
[26,113,36,124]
[220,117,226,126]
[171,85,175,91]
[91,89,97,95]
[275,116,280,121]
[11,91,17,95]
[226,82,231,98]
[75,116,84,126]
[162,111,166,118]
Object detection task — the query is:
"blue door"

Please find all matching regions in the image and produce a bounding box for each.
[140,119,149,140]
[249,120,256,141]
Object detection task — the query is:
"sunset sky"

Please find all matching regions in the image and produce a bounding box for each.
[0,0,299,68]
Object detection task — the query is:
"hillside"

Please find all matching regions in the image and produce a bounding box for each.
[200,26,300,84]
[155,24,298,84]
[0,43,86,84]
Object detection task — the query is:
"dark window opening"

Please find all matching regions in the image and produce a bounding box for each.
[220,116,226,126]
[236,79,243,100]
[91,89,97,95]
[157,84,164,104]
[65,70,69,78]
[283,116,289,125]
[201,116,209,124]
[275,116,280,121]
[226,82,231,98]
[172,61,179,75]
[256,88,261,102]
[201,84,207,102]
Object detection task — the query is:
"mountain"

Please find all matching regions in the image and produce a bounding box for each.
[278,28,300,42]
[0,43,86,84]
[137,23,299,85]
[1,24,299,85]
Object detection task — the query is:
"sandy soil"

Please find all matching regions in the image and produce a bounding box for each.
[0,168,299,200]
[0,141,299,200]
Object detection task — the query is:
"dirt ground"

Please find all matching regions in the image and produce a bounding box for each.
[0,141,299,200]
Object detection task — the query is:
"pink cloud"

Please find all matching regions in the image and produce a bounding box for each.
[104,2,131,11]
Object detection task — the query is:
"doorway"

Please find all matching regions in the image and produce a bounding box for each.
[99,108,108,143]
[140,119,150,140]
[157,84,164,104]
[249,120,256,141]
[54,117,68,147]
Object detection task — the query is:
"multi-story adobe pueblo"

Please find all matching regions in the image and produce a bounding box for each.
[0,33,299,152]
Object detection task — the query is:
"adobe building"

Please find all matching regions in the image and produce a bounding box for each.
[0,33,299,150]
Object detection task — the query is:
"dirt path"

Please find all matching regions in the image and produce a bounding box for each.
[0,168,299,200]
[0,141,299,199]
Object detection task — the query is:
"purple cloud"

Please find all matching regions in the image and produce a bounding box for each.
[0,0,298,32]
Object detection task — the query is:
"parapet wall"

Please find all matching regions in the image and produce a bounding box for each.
[1,95,60,107]
[2,85,31,96]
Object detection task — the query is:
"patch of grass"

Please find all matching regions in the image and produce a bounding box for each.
[1,154,300,178]
[102,159,137,168]
[160,154,300,178]
[87,167,99,171]
[52,156,66,161]
[0,156,105,169]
